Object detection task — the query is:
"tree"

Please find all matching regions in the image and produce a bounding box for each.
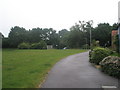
[3,21,115,49]
[112,23,118,30]
[92,23,112,47]
[8,26,27,48]
[68,23,84,48]
[28,28,42,43]
[68,29,84,48]
[58,29,69,49]
[0,32,4,48]
[2,38,10,48]
[67,20,93,48]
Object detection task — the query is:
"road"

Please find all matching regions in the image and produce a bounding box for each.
[41,51,119,88]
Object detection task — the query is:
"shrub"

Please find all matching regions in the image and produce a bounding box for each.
[92,40,100,49]
[39,40,47,49]
[30,41,47,49]
[89,47,111,65]
[100,56,120,78]
[18,42,30,49]
[30,43,39,49]
[18,41,47,49]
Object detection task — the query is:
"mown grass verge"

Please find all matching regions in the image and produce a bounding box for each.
[3,49,87,88]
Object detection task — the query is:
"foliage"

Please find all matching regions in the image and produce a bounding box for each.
[18,41,47,49]
[18,42,30,49]
[100,56,120,78]
[3,49,87,88]
[30,43,38,49]
[2,38,10,48]
[68,20,93,48]
[82,44,90,49]
[58,29,69,49]
[37,40,47,49]
[2,22,118,49]
[0,33,3,48]
[111,52,120,57]
[8,26,27,48]
[92,40,100,49]
[114,35,119,53]
[112,23,118,30]
[68,27,85,48]
[6,26,60,48]
[92,23,112,47]
[89,47,111,65]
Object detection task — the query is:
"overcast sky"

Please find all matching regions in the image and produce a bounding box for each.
[0,0,120,37]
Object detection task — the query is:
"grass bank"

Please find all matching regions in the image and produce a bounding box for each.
[3,49,87,88]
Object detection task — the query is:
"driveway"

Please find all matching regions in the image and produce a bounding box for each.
[41,51,119,88]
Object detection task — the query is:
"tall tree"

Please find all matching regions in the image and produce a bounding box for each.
[58,29,69,49]
[92,23,112,47]
[112,23,118,30]
[28,28,42,43]
[67,20,93,48]
[8,26,27,48]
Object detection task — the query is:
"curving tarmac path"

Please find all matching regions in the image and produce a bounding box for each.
[41,51,119,88]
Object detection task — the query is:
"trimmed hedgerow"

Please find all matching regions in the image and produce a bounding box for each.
[100,56,120,78]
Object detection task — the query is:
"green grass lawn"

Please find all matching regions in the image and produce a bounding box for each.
[3,49,87,88]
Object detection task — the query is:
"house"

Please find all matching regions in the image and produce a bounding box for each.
[111,30,118,50]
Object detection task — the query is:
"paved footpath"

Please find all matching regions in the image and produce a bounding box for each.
[42,51,119,88]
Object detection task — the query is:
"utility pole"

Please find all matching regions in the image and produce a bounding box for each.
[89,20,93,50]
[90,27,92,49]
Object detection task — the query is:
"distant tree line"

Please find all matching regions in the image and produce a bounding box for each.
[1,20,118,49]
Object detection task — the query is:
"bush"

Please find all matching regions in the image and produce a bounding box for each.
[89,47,111,65]
[30,41,47,49]
[39,40,47,49]
[18,41,47,49]
[18,42,30,49]
[30,43,39,49]
[100,56,120,78]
